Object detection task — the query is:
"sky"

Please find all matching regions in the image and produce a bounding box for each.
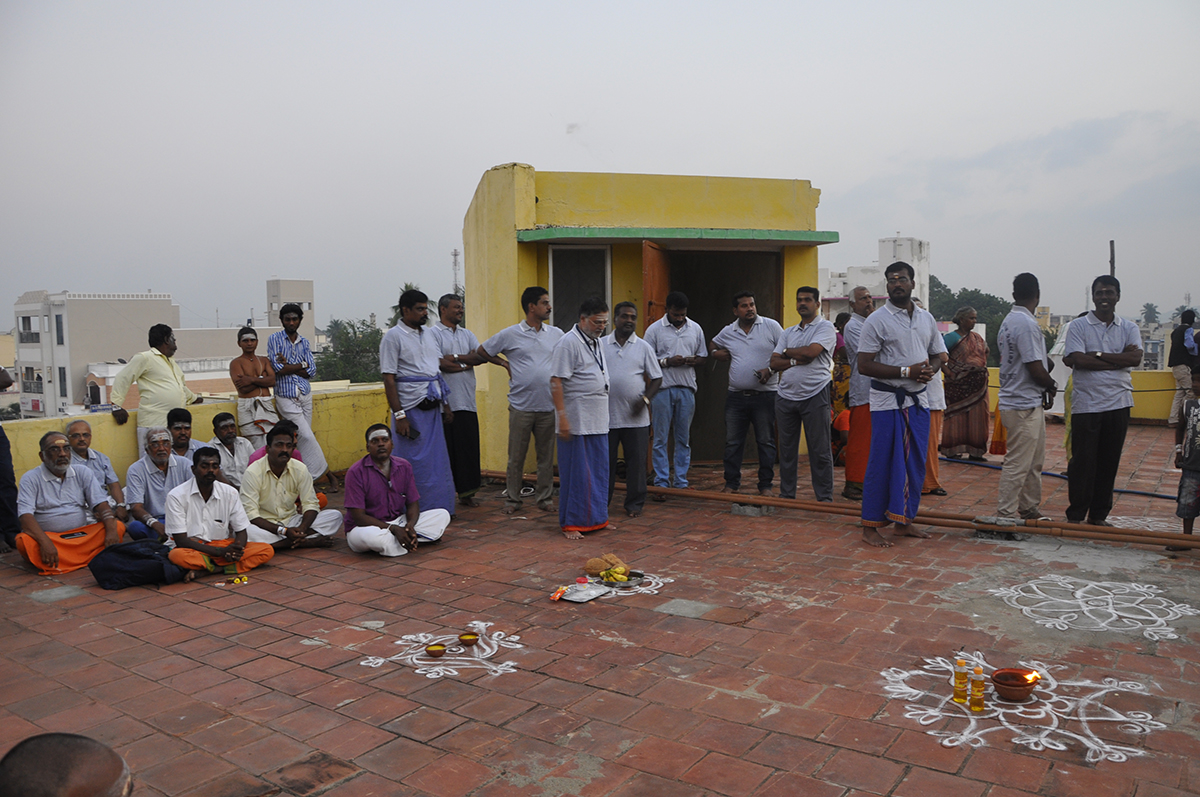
[2,0,1198,331]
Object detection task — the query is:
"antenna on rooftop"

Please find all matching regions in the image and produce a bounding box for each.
[451,249,463,296]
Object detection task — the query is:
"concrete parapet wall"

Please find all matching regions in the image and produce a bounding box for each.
[986,367,1176,421]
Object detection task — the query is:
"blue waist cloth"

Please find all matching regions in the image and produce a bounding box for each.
[871,379,926,409]
[398,373,451,403]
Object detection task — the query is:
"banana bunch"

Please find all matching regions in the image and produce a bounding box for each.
[600,566,629,582]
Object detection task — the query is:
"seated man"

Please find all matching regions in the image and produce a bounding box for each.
[343,424,449,557]
[167,447,274,579]
[240,423,342,549]
[209,412,253,488]
[66,418,129,522]
[15,432,126,574]
[125,428,192,541]
[168,407,204,463]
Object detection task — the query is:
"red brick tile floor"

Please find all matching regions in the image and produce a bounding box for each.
[2,421,1198,796]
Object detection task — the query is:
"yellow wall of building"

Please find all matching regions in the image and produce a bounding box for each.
[987,367,1174,421]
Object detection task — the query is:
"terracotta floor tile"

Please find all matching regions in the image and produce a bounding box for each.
[354,736,444,781]
[383,705,466,742]
[264,751,361,796]
[403,753,494,797]
[681,752,773,797]
[616,736,706,780]
[137,749,239,795]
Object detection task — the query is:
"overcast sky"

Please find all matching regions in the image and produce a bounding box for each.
[2,0,1197,332]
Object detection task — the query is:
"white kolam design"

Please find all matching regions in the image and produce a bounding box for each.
[359,620,523,678]
[881,651,1164,763]
[990,574,1198,640]
[592,572,674,598]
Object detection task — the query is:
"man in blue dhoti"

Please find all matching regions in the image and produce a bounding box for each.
[380,289,456,516]
[856,261,948,548]
[551,297,611,540]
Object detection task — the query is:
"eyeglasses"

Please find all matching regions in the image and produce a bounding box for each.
[886,276,912,284]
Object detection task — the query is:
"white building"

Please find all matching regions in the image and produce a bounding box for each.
[13,279,314,418]
[820,237,931,319]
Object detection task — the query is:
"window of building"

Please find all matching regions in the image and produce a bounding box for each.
[58,367,67,398]
[549,246,611,332]
[55,314,64,345]
[20,316,31,331]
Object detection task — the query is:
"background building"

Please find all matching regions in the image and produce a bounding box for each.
[820,237,931,319]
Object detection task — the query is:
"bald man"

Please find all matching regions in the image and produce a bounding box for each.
[0,732,132,797]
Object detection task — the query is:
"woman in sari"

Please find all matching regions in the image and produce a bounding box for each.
[941,306,990,460]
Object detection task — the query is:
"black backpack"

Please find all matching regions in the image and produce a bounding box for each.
[88,539,187,590]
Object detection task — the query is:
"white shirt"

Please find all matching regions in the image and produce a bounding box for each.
[602,332,662,429]
[166,478,251,541]
[774,317,838,402]
[209,436,255,488]
[432,322,480,413]
[1064,312,1142,414]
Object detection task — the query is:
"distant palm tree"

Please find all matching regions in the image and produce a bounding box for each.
[1142,303,1160,324]
[388,282,422,328]
[1174,305,1194,322]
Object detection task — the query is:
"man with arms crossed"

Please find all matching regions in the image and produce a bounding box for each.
[1063,275,1142,525]
[996,273,1057,522]
[478,287,565,514]
[770,286,838,502]
[230,326,278,448]
[603,302,662,517]
[856,262,948,548]
[643,291,707,499]
[433,293,483,509]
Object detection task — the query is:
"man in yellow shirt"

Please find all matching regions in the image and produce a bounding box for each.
[110,324,203,450]
[240,424,342,550]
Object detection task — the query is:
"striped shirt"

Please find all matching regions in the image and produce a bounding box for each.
[267,331,317,399]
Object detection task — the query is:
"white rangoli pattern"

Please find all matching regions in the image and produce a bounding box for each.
[590,572,674,598]
[881,651,1164,762]
[359,621,523,678]
[990,575,1198,640]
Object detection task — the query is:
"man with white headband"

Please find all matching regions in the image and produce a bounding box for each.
[230,325,279,449]
[124,427,192,542]
[342,423,450,556]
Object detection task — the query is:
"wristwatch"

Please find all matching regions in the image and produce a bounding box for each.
[393,409,406,420]
[277,525,287,537]
[1093,351,1103,358]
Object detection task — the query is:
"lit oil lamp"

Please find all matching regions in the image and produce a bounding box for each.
[990,667,1040,702]
[424,643,447,658]
[458,632,479,647]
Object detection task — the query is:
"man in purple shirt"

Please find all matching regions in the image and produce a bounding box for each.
[342,424,450,557]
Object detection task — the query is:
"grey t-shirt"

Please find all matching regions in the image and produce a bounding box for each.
[481,321,565,413]
[380,322,445,410]
[858,301,948,411]
[1064,312,1141,414]
[17,465,107,533]
[843,313,871,408]
[642,316,707,391]
[602,332,662,428]
[551,326,610,436]
[433,322,480,413]
[125,454,192,519]
[998,305,1049,410]
[71,448,120,506]
[712,316,783,392]
[774,317,837,401]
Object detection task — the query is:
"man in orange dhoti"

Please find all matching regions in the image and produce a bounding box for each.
[167,447,274,578]
[841,286,875,500]
[16,432,125,575]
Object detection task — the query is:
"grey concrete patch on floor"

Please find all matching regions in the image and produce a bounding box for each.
[29,585,87,604]
[653,598,719,618]
[1016,535,1167,575]
[731,503,775,517]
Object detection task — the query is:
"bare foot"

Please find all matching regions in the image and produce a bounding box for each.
[562,529,584,540]
[295,534,334,548]
[861,528,894,548]
[537,504,555,513]
[501,505,520,515]
[626,510,641,518]
[183,570,198,582]
[896,525,932,539]
[460,496,482,508]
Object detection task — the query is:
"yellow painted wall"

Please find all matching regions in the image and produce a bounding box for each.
[987,367,1173,421]
[780,246,821,328]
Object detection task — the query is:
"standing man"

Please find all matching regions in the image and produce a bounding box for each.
[643,291,707,498]
[15,432,125,574]
[433,293,483,509]
[478,287,565,514]
[230,326,278,448]
[166,447,275,578]
[856,261,948,547]
[551,297,611,539]
[1063,275,1143,525]
[110,324,202,451]
[209,412,254,488]
[125,428,192,541]
[996,272,1058,521]
[268,303,338,493]
[710,291,783,495]
[1168,310,1197,428]
[769,286,838,502]
[380,289,455,516]
[603,302,662,517]
[343,424,451,557]
[841,286,874,500]
[66,419,128,522]
[167,407,204,463]
[240,424,343,549]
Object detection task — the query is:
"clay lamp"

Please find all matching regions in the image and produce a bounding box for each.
[991,668,1040,702]
[425,643,447,658]
[458,632,479,647]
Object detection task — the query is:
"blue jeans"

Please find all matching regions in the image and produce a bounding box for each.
[125,518,162,541]
[723,390,777,491]
[651,387,697,488]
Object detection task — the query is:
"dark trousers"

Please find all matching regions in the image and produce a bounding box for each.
[443,410,482,497]
[608,425,650,513]
[1066,408,1130,523]
[723,390,777,491]
[0,426,19,547]
[776,386,834,501]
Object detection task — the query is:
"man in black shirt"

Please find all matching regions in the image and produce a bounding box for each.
[1169,309,1197,427]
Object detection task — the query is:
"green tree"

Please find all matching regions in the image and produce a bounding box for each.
[934,276,1010,367]
[388,282,422,328]
[1142,303,1160,324]
[929,274,956,321]
[316,318,384,383]
[1174,305,1195,322]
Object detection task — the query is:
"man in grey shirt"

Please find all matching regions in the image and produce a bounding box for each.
[478,286,565,514]
[603,302,662,517]
[433,293,483,509]
[996,273,1058,521]
[643,291,707,495]
[125,427,193,541]
[711,291,783,495]
[66,418,129,522]
[1063,275,1143,525]
[841,286,875,500]
[551,297,611,539]
[770,286,838,502]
